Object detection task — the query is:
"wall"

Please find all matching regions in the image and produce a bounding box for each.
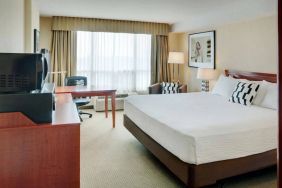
[169,15,278,92]
[24,0,40,53]
[40,17,52,50]
[0,0,40,53]
[0,0,25,53]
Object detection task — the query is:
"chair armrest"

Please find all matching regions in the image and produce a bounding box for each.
[149,83,161,94]
[178,84,187,93]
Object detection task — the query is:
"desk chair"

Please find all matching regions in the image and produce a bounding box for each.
[65,76,93,121]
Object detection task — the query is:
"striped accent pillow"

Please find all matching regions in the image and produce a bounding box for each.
[161,82,179,94]
[229,82,260,106]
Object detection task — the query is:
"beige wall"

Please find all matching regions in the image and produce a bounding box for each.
[24,0,40,53]
[40,17,52,50]
[0,0,40,53]
[169,15,278,92]
[0,0,25,52]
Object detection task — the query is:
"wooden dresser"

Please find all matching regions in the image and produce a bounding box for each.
[0,94,80,188]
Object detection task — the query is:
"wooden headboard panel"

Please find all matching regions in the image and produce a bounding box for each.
[225,70,277,83]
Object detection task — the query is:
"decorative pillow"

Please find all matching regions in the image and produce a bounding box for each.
[229,82,260,106]
[212,75,238,98]
[161,82,179,94]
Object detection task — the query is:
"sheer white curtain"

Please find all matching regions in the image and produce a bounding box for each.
[77,31,151,93]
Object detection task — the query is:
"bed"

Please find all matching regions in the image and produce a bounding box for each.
[123,70,277,188]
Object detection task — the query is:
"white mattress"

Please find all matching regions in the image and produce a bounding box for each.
[124,92,278,165]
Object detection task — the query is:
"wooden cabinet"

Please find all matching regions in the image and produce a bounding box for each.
[0,94,80,188]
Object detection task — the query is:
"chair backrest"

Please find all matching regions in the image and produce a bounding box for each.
[65,76,87,86]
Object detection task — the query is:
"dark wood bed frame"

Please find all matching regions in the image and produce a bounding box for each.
[123,70,277,188]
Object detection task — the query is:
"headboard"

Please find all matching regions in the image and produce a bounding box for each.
[225,70,277,83]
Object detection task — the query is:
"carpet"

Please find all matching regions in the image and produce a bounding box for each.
[80,110,277,188]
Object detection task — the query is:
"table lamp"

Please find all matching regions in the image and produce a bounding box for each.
[197,68,217,92]
[168,52,185,81]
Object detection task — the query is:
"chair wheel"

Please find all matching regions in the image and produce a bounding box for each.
[89,114,93,118]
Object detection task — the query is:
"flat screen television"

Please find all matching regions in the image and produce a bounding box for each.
[0,53,47,93]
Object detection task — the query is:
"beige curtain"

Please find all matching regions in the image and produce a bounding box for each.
[50,30,77,86]
[52,16,170,36]
[151,35,171,84]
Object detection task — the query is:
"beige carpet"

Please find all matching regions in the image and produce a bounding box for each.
[80,110,277,188]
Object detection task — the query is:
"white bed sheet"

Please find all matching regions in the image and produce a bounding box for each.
[124,92,278,165]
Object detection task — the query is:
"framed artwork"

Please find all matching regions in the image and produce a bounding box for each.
[188,31,215,69]
[34,29,40,53]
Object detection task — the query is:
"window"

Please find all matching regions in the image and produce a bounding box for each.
[77,31,151,93]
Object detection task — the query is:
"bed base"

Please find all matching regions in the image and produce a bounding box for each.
[124,115,277,188]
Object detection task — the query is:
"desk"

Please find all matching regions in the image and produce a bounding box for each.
[56,86,117,128]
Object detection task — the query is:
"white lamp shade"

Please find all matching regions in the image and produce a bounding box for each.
[168,52,184,64]
[197,68,217,80]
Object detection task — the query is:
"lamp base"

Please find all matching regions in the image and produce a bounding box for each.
[201,80,209,92]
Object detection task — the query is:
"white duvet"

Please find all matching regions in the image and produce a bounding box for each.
[124,92,278,165]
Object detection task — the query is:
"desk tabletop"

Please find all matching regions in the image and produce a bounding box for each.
[56,86,116,94]
[52,94,80,126]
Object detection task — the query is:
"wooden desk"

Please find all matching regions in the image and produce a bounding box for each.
[0,94,80,188]
[56,86,117,128]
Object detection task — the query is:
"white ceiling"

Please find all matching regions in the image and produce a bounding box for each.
[37,0,277,32]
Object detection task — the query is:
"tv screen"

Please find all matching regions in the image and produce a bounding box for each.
[0,53,44,93]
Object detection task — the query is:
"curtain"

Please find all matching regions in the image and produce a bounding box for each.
[76,31,151,93]
[50,31,77,86]
[151,35,171,84]
[52,16,170,36]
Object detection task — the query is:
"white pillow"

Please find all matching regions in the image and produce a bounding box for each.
[253,80,268,105]
[258,81,278,110]
[212,75,238,98]
[238,79,262,85]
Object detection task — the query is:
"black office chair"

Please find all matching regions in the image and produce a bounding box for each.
[65,76,93,121]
